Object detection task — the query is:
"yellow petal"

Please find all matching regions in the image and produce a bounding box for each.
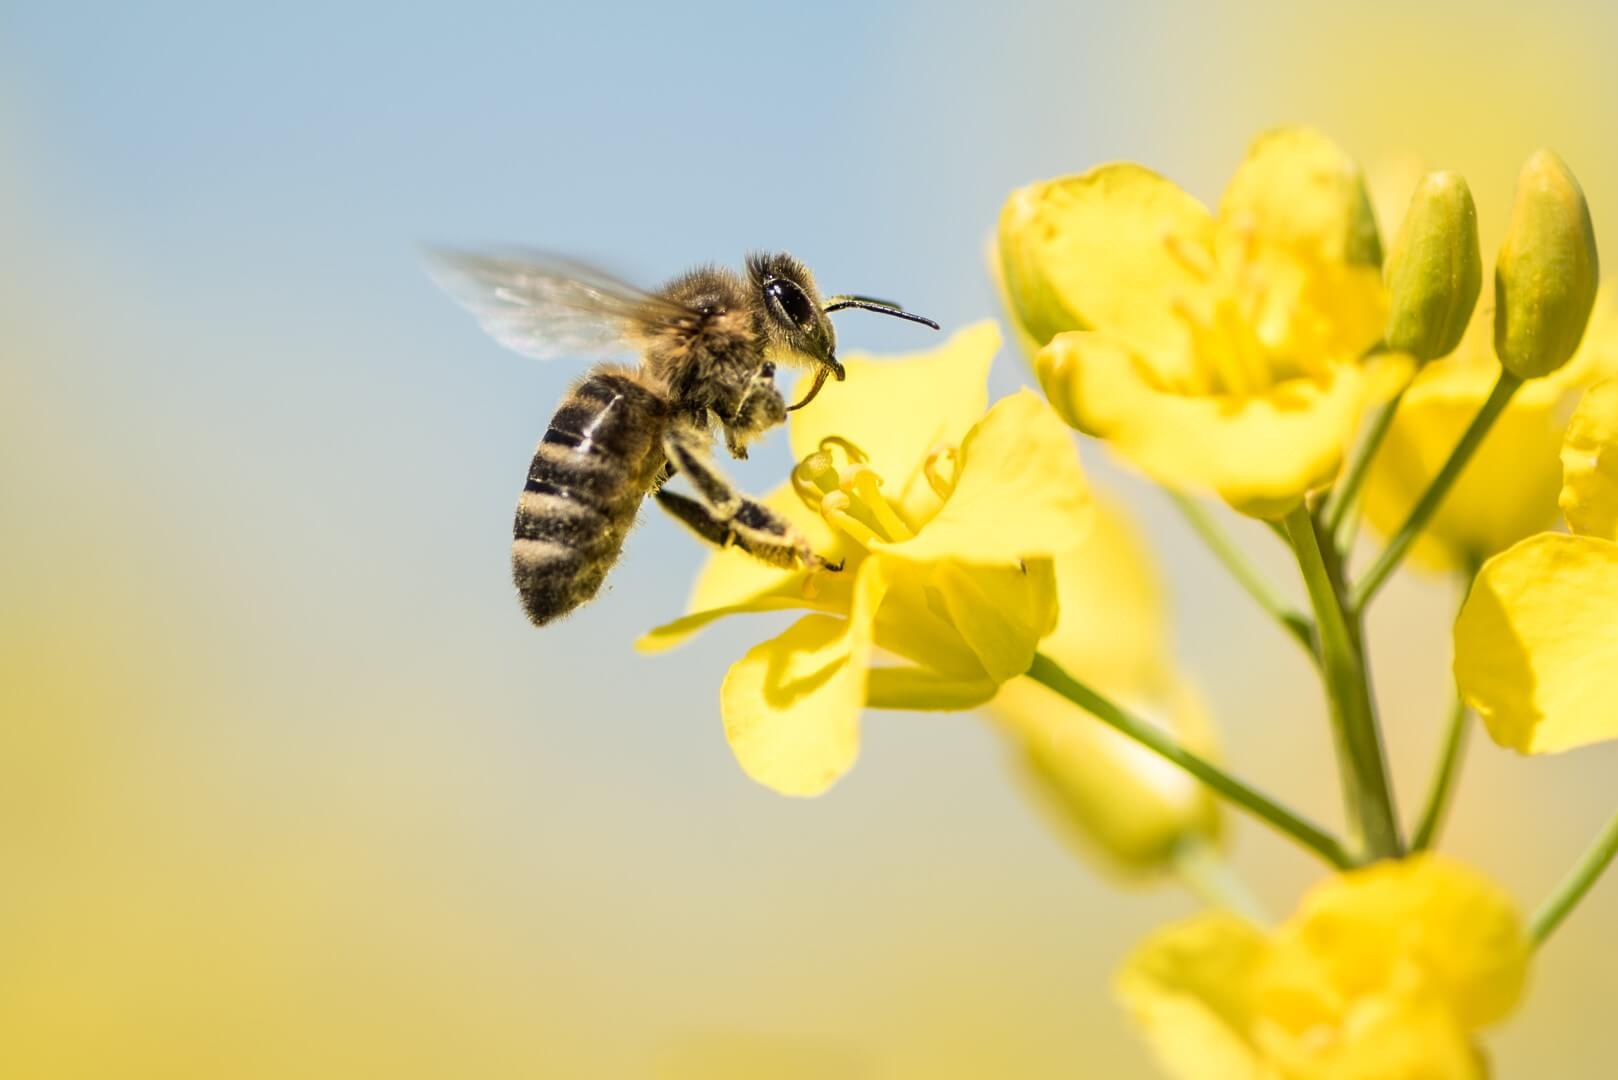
[882,389,1093,563]
[1114,911,1270,1080]
[869,564,994,679]
[1040,331,1401,518]
[1455,533,1618,753]
[998,163,1215,380]
[1219,127,1383,268]
[638,482,843,652]
[926,557,1059,683]
[1363,365,1566,570]
[865,666,998,711]
[789,321,997,523]
[638,595,835,656]
[718,560,889,796]
[1217,127,1386,361]
[1281,854,1529,1031]
[1560,378,1618,540]
[995,680,1221,875]
[1253,969,1484,1080]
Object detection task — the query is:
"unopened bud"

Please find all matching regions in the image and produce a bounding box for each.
[1495,149,1600,379]
[1384,171,1482,362]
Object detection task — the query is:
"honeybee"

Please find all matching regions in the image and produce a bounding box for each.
[428,250,938,626]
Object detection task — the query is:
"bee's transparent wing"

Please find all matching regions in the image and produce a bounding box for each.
[425,249,696,361]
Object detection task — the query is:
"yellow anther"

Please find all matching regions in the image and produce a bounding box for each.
[791,450,839,509]
[924,444,959,499]
[1161,231,1217,282]
[818,435,868,464]
[792,470,824,508]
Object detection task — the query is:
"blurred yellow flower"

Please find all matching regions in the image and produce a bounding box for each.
[1455,378,1618,753]
[1363,286,1618,573]
[640,322,1093,795]
[989,495,1221,876]
[999,127,1403,518]
[1117,855,1529,1080]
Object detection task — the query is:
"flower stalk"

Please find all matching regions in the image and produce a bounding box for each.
[1410,693,1472,851]
[1168,491,1315,654]
[1530,804,1618,946]
[1352,369,1523,611]
[1284,505,1403,860]
[1322,387,1404,544]
[1025,652,1353,869]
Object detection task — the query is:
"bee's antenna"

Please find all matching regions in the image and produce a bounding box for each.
[823,295,941,330]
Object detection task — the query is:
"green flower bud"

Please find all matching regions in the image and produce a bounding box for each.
[1495,149,1600,379]
[1384,171,1482,362]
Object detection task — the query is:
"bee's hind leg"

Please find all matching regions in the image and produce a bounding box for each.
[657,429,839,571]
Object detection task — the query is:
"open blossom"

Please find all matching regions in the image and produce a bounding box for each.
[1455,377,1618,753]
[998,127,1406,518]
[1116,855,1529,1080]
[639,322,1093,795]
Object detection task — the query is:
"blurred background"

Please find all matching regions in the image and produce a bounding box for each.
[5,1,1618,1075]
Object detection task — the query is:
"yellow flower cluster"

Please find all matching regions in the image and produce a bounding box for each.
[640,123,1616,1080]
[1118,856,1529,1080]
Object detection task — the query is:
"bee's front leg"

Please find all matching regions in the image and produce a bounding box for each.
[658,428,839,571]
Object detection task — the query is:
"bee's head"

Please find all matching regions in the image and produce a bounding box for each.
[748,251,940,411]
[748,251,840,379]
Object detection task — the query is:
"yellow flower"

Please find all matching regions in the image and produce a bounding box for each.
[1363,287,1618,572]
[639,321,1093,796]
[1116,855,1529,1080]
[1454,377,1618,753]
[999,127,1404,518]
[988,494,1221,875]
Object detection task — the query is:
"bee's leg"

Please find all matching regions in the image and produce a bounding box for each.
[654,490,799,568]
[658,429,839,571]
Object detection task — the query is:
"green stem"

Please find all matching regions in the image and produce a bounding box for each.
[1283,505,1402,860]
[1530,805,1618,946]
[1025,653,1352,870]
[1410,694,1471,851]
[1171,838,1270,924]
[1169,491,1315,655]
[1351,371,1522,611]
[1324,389,1406,542]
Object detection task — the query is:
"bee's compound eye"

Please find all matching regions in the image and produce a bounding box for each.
[759,361,776,378]
[766,279,816,330]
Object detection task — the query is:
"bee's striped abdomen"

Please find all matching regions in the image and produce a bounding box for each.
[512,370,668,626]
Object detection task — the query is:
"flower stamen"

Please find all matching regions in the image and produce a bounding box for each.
[924,444,960,499]
[843,466,914,542]
[819,489,885,549]
[819,435,868,464]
